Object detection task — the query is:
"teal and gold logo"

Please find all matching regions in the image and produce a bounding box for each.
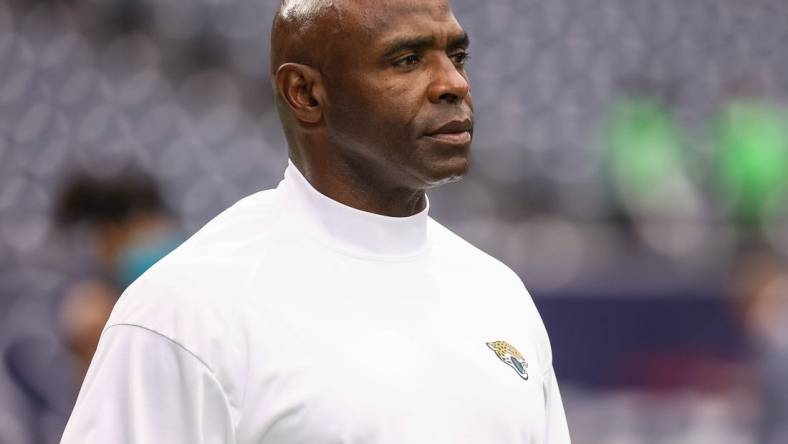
[486,340,529,380]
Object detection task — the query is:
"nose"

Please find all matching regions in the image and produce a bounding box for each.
[427,55,470,104]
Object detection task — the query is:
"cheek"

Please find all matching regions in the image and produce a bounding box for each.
[385,80,426,121]
[360,72,426,127]
[325,72,430,159]
[339,93,420,145]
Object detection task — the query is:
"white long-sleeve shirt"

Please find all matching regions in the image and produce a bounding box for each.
[62,162,571,443]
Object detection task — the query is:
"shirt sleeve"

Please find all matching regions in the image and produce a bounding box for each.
[61,324,236,444]
[543,367,571,443]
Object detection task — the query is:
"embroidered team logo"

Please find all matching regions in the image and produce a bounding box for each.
[486,340,529,380]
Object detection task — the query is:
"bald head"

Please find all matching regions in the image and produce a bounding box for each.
[271,0,453,76]
[279,0,333,21]
[270,0,341,76]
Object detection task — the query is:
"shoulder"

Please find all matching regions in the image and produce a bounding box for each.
[99,189,288,405]
[428,218,524,288]
[108,189,278,310]
[104,264,250,409]
[128,187,291,291]
[104,185,298,344]
[429,218,554,369]
[180,188,287,255]
[104,189,287,328]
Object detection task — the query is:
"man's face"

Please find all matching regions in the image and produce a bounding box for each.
[322,0,473,190]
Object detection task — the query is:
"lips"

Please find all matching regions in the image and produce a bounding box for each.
[423,119,473,145]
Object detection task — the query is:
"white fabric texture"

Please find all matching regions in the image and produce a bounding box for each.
[62,161,571,443]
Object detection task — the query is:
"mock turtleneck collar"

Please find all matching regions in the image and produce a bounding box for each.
[278,160,430,258]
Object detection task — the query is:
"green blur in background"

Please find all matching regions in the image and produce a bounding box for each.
[714,99,788,225]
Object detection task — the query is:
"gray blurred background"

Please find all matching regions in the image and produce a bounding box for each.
[2,0,788,443]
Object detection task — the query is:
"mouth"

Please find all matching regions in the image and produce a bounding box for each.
[423,119,473,145]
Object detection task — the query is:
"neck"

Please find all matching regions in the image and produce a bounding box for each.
[279,159,430,258]
[291,149,427,218]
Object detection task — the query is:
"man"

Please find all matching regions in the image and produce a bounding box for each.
[62,0,571,442]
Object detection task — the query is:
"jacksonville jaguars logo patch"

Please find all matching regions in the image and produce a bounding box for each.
[486,341,529,380]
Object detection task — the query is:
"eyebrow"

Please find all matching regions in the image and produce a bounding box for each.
[381,31,470,59]
[449,32,470,50]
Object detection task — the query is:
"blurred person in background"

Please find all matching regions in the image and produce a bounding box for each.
[601,75,704,258]
[604,76,685,220]
[61,0,570,442]
[732,248,788,444]
[712,76,788,228]
[0,171,180,444]
[53,171,183,375]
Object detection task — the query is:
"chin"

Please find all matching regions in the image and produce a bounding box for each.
[420,156,470,188]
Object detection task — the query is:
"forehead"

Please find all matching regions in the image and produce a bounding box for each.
[343,0,463,44]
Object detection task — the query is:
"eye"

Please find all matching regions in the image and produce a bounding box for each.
[395,54,422,67]
[450,50,470,66]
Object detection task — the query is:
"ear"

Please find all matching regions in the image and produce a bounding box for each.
[275,63,325,125]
